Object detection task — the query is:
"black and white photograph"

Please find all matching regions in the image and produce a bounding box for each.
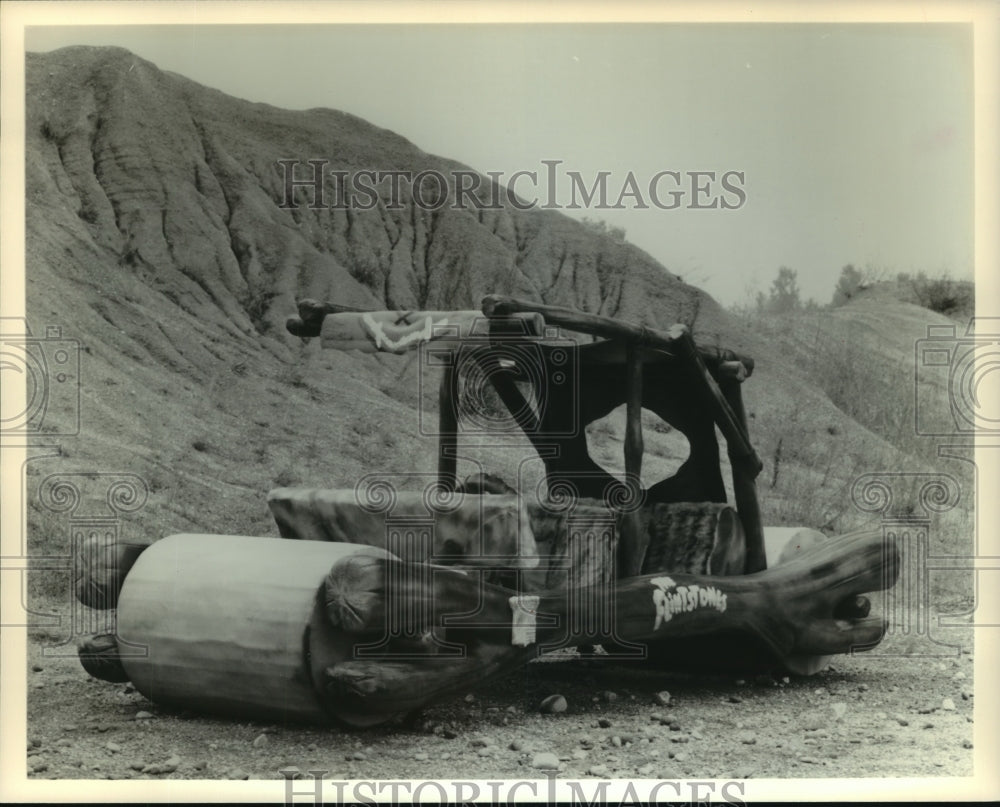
[1,1,998,802]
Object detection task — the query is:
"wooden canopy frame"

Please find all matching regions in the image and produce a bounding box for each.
[286,294,767,576]
[439,295,766,576]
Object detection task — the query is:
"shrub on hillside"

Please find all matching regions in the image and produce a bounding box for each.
[831,264,864,306]
[580,216,627,243]
[908,272,973,317]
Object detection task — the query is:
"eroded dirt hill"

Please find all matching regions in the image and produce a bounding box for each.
[27,46,731,342]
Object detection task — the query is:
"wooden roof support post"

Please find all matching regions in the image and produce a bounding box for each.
[438,358,458,491]
[672,328,762,474]
[720,379,767,574]
[619,343,648,578]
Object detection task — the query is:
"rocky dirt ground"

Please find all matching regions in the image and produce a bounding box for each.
[24,604,975,784]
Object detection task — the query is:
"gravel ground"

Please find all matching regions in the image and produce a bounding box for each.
[24,609,975,783]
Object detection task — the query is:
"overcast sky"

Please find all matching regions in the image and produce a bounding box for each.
[26,23,974,307]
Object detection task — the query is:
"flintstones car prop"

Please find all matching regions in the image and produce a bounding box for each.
[77,295,899,728]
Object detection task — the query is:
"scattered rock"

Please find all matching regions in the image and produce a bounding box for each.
[727,695,743,704]
[831,702,848,720]
[571,749,588,760]
[134,711,154,720]
[672,752,688,762]
[509,740,525,752]
[800,710,826,731]
[123,684,136,694]
[799,756,821,764]
[941,698,956,711]
[532,752,559,770]
[857,683,869,692]
[653,691,671,707]
[28,759,48,773]
[442,729,458,739]
[464,693,475,703]
[252,733,269,748]
[31,664,43,672]
[601,690,618,703]
[470,738,492,748]
[598,717,612,728]
[129,761,144,771]
[587,764,610,777]
[611,736,622,747]
[637,762,655,776]
[106,742,122,753]
[63,724,78,732]
[917,705,936,715]
[738,731,756,745]
[229,768,250,780]
[893,715,909,727]
[142,756,180,775]
[962,740,973,749]
[56,739,73,747]
[352,752,366,761]
[540,694,567,714]
[922,722,935,730]
[193,761,207,771]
